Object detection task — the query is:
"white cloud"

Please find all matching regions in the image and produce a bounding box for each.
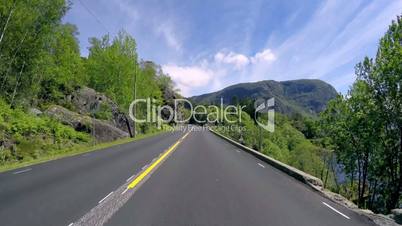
[156,22,182,51]
[214,48,276,70]
[114,0,183,53]
[251,49,276,64]
[162,65,215,96]
[214,51,250,69]
[163,48,278,96]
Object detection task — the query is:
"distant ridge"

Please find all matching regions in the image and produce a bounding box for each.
[189,79,338,116]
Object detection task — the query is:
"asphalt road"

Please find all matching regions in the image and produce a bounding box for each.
[0,131,184,226]
[0,128,375,226]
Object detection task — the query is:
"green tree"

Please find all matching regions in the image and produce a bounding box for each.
[321,73,381,208]
[86,31,137,109]
[362,15,402,211]
[0,0,68,105]
[36,23,85,103]
[320,15,402,212]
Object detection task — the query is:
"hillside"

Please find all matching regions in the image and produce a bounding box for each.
[0,1,179,170]
[190,79,338,116]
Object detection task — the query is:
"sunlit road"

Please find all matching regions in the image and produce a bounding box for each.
[0,128,374,226]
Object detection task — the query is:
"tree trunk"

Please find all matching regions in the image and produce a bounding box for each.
[385,126,402,212]
[368,179,378,210]
[132,63,137,137]
[330,159,340,191]
[357,157,363,206]
[10,62,24,107]
[350,168,355,199]
[123,114,133,138]
[0,0,16,46]
[1,30,28,91]
[360,153,369,208]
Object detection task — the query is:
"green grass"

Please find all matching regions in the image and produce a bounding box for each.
[0,130,167,173]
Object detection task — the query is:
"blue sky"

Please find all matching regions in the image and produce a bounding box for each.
[64,0,402,97]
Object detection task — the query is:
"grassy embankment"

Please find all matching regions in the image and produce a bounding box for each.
[0,100,171,172]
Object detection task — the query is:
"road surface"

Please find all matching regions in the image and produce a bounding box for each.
[0,128,374,226]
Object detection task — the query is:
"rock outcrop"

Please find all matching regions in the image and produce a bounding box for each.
[67,87,134,136]
[45,105,129,142]
[391,209,402,224]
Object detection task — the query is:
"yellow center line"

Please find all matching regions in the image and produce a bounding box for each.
[127,130,191,190]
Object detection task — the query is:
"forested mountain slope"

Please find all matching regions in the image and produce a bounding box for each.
[190,79,338,116]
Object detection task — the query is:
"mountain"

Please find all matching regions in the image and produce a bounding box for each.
[189,79,338,116]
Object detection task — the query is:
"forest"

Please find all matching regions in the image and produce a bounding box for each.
[319,15,402,213]
[0,0,179,169]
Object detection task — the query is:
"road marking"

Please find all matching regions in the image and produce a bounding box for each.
[127,130,191,190]
[322,202,350,219]
[13,168,32,174]
[141,164,148,170]
[258,163,265,168]
[121,188,129,195]
[126,175,135,182]
[236,150,240,153]
[98,192,114,204]
[68,223,74,226]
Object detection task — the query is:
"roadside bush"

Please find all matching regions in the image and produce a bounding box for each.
[0,99,90,164]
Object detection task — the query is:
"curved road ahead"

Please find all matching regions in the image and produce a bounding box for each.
[0,128,374,226]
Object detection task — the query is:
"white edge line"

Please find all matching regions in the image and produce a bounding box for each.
[98,192,114,204]
[13,168,32,174]
[141,164,148,170]
[258,163,265,168]
[236,150,240,153]
[121,188,129,195]
[322,202,350,219]
[126,175,135,182]
[68,223,74,226]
